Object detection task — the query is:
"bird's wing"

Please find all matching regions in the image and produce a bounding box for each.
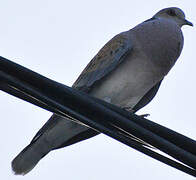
[73,32,133,92]
[29,81,163,149]
[29,32,133,143]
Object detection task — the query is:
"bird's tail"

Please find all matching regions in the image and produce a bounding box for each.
[12,138,51,175]
[12,114,98,175]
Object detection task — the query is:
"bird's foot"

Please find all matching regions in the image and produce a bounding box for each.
[139,114,150,118]
[122,107,150,118]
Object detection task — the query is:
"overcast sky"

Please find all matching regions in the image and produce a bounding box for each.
[0,0,196,180]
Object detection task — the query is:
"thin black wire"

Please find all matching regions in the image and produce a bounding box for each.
[0,56,196,176]
[1,71,196,176]
[0,71,196,177]
[92,97,196,156]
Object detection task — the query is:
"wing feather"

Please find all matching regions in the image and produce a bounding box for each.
[73,32,133,92]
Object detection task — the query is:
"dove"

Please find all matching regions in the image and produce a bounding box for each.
[12,7,193,175]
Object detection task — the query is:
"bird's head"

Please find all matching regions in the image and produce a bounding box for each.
[153,7,193,28]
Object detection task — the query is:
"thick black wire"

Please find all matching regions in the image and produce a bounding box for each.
[1,57,196,169]
[0,71,196,177]
[0,56,196,176]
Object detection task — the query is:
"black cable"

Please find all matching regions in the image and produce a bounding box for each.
[0,56,196,176]
[0,71,196,177]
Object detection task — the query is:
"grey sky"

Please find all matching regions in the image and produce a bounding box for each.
[0,0,196,179]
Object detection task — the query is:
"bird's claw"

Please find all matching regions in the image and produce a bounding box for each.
[140,114,150,118]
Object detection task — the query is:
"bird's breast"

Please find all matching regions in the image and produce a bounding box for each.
[132,18,184,75]
[90,53,161,108]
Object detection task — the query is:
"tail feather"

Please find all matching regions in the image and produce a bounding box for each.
[12,140,50,175]
[12,115,95,175]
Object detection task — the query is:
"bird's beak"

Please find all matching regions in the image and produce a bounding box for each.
[184,19,193,26]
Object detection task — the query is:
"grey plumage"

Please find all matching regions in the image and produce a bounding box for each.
[12,7,193,175]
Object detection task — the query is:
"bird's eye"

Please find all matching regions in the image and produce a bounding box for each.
[167,9,176,16]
